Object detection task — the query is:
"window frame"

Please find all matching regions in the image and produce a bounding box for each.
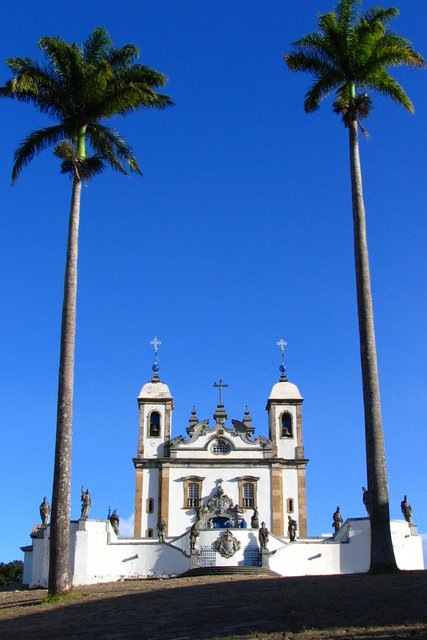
[237,476,259,509]
[182,476,204,509]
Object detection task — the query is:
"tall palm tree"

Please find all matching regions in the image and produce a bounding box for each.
[284,0,425,572]
[4,28,173,594]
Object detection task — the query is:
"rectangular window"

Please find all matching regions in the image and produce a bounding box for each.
[188,482,200,508]
[182,476,205,509]
[146,498,154,513]
[237,476,259,509]
[243,482,254,508]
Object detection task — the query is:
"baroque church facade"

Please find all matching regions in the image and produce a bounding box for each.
[22,343,424,587]
[133,358,308,542]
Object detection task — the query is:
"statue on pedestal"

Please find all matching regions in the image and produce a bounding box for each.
[258,522,269,549]
[157,517,166,541]
[80,487,91,518]
[332,506,343,534]
[401,495,413,524]
[362,486,370,515]
[251,507,259,529]
[109,509,120,535]
[288,515,298,542]
[39,497,50,525]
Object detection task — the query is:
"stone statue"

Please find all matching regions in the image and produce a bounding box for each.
[258,522,269,549]
[80,487,91,518]
[157,517,166,541]
[251,507,259,529]
[332,506,343,534]
[401,495,413,524]
[39,497,50,525]
[109,509,120,535]
[189,521,201,552]
[288,515,297,542]
[362,486,370,515]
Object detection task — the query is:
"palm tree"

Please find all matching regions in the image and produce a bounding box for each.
[4,28,173,594]
[284,0,425,572]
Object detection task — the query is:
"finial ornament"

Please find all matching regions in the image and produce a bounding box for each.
[276,338,288,380]
[150,336,162,374]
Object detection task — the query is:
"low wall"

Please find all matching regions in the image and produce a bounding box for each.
[23,517,423,587]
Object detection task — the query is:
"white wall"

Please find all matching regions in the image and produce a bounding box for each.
[25,517,423,588]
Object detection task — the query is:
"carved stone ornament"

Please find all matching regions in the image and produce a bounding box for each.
[214,529,241,558]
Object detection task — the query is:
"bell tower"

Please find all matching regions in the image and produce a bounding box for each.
[266,340,308,537]
[133,338,173,538]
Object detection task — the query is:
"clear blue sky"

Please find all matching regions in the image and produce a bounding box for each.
[0,0,426,563]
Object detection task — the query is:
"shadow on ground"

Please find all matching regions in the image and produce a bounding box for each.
[1,571,426,639]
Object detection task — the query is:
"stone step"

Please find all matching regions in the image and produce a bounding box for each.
[178,566,280,578]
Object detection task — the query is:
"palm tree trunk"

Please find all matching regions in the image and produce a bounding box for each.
[348,119,397,572]
[48,175,82,595]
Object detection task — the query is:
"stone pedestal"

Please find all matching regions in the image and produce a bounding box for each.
[190,550,200,569]
[261,548,270,569]
[409,524,418,536]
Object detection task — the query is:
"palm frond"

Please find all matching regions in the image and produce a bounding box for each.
[83,28,111,65]
[87,124,142,175]
[12,125,68,183]
[304,73,345,112]
[107,44,140,70]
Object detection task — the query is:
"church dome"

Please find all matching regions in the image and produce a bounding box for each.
[138,380,172,399]
[269,380,303,400]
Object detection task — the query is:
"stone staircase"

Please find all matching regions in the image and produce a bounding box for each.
[178,565,280,578]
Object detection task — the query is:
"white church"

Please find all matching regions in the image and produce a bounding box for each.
[22,341,423,587]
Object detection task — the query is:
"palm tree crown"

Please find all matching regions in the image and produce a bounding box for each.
[285,0,425,117]
[5,27,173,181]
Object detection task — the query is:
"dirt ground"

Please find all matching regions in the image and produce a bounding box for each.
[1,571,426,639]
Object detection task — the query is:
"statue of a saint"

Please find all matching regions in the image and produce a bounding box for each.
[258,522,269,549]
[251,507,259,529]
[288,515,298,542]
[109,509,119,535]
[81,487,91,518]
[189,520,200,552]
[332,506,343,534]
[362,486,370,515]
[39,497,50,525]
[401,495,413,524]
[157,517,166,541]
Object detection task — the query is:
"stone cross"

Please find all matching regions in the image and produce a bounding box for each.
[213,379,228,404]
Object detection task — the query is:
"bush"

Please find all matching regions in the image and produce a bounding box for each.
[0,561,23,586]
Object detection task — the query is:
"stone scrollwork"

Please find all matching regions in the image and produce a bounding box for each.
[214,529,241,558]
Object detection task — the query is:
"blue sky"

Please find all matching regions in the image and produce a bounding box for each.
[0,0,426,563]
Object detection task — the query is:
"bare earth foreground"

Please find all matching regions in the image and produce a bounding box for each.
[1,571,426,639]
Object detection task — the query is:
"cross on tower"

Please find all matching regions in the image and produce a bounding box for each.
[213,379,228,404]
[276,338,288,380]
[150,336,162,374]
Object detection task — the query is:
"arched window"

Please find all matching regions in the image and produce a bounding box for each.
[287,498,294,513]
[281,412,293,437]
[149,411,161,437]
